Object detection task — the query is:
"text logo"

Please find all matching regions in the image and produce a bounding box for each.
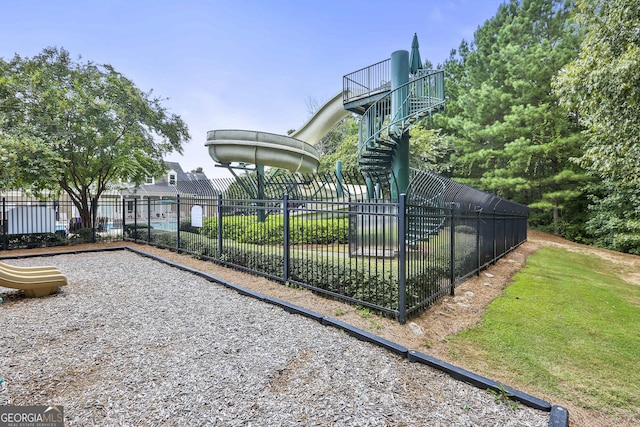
[0,406,64,427]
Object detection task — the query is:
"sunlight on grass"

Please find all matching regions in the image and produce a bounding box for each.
[448,247,640,418]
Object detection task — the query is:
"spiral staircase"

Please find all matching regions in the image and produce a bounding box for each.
[343,64,447,242]
[346,69,445,180]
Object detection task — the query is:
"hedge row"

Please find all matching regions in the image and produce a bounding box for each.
[221,246,399,309]
[139,229,403,310]
[2,232,66,249]
[200,216,348,245]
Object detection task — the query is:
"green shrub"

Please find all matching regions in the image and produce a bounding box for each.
[611,233,640,255]
[179,218,200,234]
[454,225,476,235]
[200,216,218,239]
[219,246,398,309]
[290,218,349,244]
[289,257,397,308]
[148,229,213,257]
[405,269,449,306]
[124,223,151,239]
[201,215,252,241]
[201,215,348,245]
[178,232,212,257]
[73,228,95,241]
[4,232,65,249]
[148,229,175,247]
[220,247,284,275]
[404,244,476,307]
[241,219,283,244]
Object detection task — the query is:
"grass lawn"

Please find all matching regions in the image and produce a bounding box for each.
[448,247,640,421]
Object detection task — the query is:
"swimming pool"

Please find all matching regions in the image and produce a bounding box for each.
[149,220,178,231]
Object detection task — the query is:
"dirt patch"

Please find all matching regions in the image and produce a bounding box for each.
[627,273,640,287]
[527,230,640,293]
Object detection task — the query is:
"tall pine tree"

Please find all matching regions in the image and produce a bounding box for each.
[437,0,586,235]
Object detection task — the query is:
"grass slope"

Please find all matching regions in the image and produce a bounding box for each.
[449,247,640,419]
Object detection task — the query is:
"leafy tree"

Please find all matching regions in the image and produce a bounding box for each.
[553,0,640,183]
[0,133,60,192]
[436,0,586,234]
[408,125,453,174]
[0,47,189,227]
[553,0,640,252]
[317,116,359,175]
[583,179,640,254]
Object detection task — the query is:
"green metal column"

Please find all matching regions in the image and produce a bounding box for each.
[390,50,410,202]
[335,160,344,198]
[365,176,375,200]
[392,133,410,201]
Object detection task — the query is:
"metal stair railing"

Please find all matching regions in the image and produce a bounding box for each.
[406,168,447,243]
[357,70,445,177]
[343,58,391,103]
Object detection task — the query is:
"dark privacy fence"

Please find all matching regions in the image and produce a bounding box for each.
[1,171,527,322]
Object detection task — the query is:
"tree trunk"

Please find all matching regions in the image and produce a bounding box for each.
[71,194,95,230]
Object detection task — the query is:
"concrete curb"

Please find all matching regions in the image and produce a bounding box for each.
[407,350,551,411]
[549,405,570,426]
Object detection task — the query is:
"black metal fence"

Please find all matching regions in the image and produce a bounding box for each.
[1,193,124,250]
[1,171,527,322]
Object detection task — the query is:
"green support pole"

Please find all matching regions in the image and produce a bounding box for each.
[365,176,375,200]
[390,50,410,202]
[335,161,344,198]
[392,133,410,201]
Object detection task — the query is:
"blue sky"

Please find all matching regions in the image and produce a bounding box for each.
[1,0,506,178]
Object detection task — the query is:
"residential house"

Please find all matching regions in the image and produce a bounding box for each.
[121,162,218,227]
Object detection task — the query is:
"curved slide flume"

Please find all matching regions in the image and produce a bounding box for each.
[206,92,349,174]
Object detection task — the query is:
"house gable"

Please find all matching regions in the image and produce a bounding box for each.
[124,162,217,197]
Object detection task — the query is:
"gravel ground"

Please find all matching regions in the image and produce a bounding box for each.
[0,251,550,426]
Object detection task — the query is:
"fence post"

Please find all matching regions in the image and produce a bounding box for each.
[449,202,456,296]
[122,198,126,241]
[1,197,6,250]
[217,194,223,259]
[176,194,181,250]
[92,197,98,243]
[503,212,507,257]
[283,194,290,284]
[476,209,481,276]
[146,197,151,243]
[492,208,497,264]
[134,198,138,243]
[398,194,407,324]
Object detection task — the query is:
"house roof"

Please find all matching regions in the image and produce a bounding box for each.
[123,162,218,197]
